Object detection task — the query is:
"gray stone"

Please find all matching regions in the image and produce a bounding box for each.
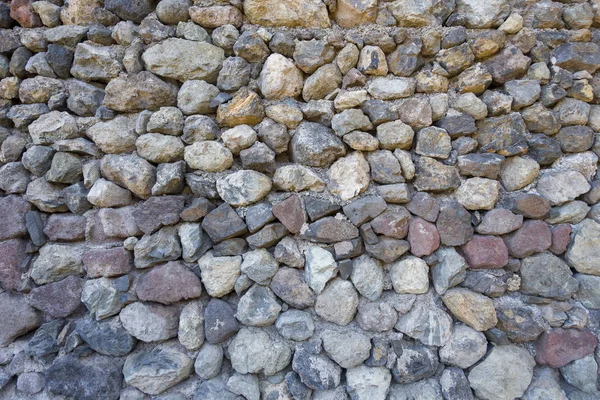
[275,310,315,341]
[204,298,240,344]
[304,245,338,294]
[431,247,467,295]
[395,290,453,346]
[315,278,359,326]
[440,323,487,368]
[566,220,600,276]
[202,203,247,243]
[322,330,371,368]
[134,227,181,269]
[235,284,281,327]
[270,267,316,309]
[520,252,578,300]
[229,327,292,375]
[291,121,346,168]
[293,348,341,390]
[346,366,391,400]
[216,170,272,207]
[194,343,223,380]
[76,315,136,357]
[392,342,439,384]
[81,277,133,320]
[120,302,179,342]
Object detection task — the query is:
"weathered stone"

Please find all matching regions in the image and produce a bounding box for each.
[30,243,83,285]
[244,0,330,28]
[271,267,315,309]
[178,301,205,351]
[259,54,303,100]
[520,253,578,300]
[198,252,241,298]
[123,341,193,395]
[76,315,136,357]
[217,170,272,207]
[390,256,429,294]
[136,261,202,304]
[484,46,531,85]
[566,220,600,276]
[104,72,178,112]
[120,302,179,342]
[504,220,551,258]
[408,217,440,257]
[293,348,341,390]
[476,209,523,235]
[392,341,439,384]
[229,327,292,375]
[468,345,535,400]
[315,278,358,325]
[0,292,42,346]
[455,177,500,211]
[133,227,181,269]
[216,88,265,127]
[432,247,467,294]
[202,203,247,243]
[462,235,508,269]
[414,156,460,192]
[553,42,600,74]
[101,154,156,199]
[440,323,487,368]
[475,113,528,156]
[442,288,497,331]
[204,298,239,344]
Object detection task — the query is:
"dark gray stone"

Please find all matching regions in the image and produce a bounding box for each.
[202,203,248,243]
[76,315,137,357]
[204,299,240,344]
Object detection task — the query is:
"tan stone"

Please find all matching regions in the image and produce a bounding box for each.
[244,0,331,28]
[333,0,378,28]
[259,54,304,100]
[442,288,498,331]
[189,5,243,29]
[328,152,370,201]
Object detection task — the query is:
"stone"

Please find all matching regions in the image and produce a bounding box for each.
[244,0,330,28]
[535,328,598,368]
[462,235,508,269]
[133,227,181,269]
[235,284,281,326]
[204,299,239,344]
[81,276,133,320]
[390,256,429,294]
[504,220,551,258]
[475,113,528,156]
[302,64,342,102]
[217,170,272,207]
[217,57,251,92]
[198,252,241,298]
[123,341,193,395]
[395,290,452,346]
[30,243,83,285]
[468,345,535,400]
[415,127,451,158]
[202,203,247,243]
[189,5,242,28]
[455,177,500,211]
[367,76,415,100]
[184,141,233,172]
[136,261,202,304]
[346,366,391,400]
[276,310,315,341]
[520,252,578,300]
[407,217,440,257]
[560,354,598,394]
[229,327,292,375]
[178,301,204,351]
[273,165,325,192]
[194,343,223,380]
[413,156,461,192]
[392,342,439,384]
[440,324,487,368]
[46,354,123,400]
[293,348,341,390]
[304,245,337,294]
[504,80,541,110]
[435,43,474,76]
[484,46,531,85]
[70,43,123,83]
[120,302,179,342]
[104,72,178,112]
[432,247,467,294]
[351,254,384,301]
[291,122,346,167]
[271,267,315,309]
[0,238,27,290]
[499,156,540,191]
[476,209,523,235]
[553,42,600,74]
[76,315,136,357]
[442,288,497,331]
[228,373,260,400]
[509,193,551,219]
[0,292,41,346]
[322,330,371,368]
[566,220,600,276]
[494,296,545,343]
[259,54,303,100]
[101,154,156,200]
[315,278,359,325]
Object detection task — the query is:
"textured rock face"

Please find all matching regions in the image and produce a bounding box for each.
[3,0,600,399]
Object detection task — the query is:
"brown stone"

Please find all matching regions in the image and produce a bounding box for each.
[136,261,202,305]
[549,224,572,255]
[442,288,498,332]
[189,5,243,28]
[408,217,440,257]
[217,88,265,127]
[365,237,410,263]
[509,193,551,219]
[0,239,28,291]
[535,328,598,368]
[462,235,509,269]
[28,276,83,318]
[272,195,306,235]
[504,220,551,258]
[83,247,133,278]
[300,217,359,244]
[10,0,42,28]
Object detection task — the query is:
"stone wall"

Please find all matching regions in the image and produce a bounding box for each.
[1,0,600,398]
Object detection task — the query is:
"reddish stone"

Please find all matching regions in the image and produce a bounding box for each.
[504,220,551,258]
[10,0,41,28]
[28,276,83,318]
[462,234,509,269]
[370,205,411,239]
[509,193,551,219]
[549,224,572,255]
[272,194,306,235]
[88,207,141,242]
[136,261,202,305]
[83,247,133,278]
[535,328,598,368]
[43,214,86,242]
[407,217,440,257]
[0,195,30,240]
[0,239,28,290]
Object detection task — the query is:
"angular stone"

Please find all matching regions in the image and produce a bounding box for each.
[351,254,384,301]
[413,156,460,192]
[273,165,325,193]
[293,348,341,390]
[395,290,453,346]
[301,217,359,244]
[217,170,272,207]
[442,288,497,331]
[475,112,528,156]
[392,342,439,384]
[101,154,156,199]
[535,328,598,368]
[202,203,247,243]
[104,72,178,112]
[484,46,531,85]
[76,315,136,357]
[133,227,181,269]
[432,247,467,295]
[536,170,591,206]
[197,252,241,298]
[216,88,265,127]
[271,267,315,309]
[566,220,600,276]
[120,302,179,343]
[553,42,600,74]
[520,253,577,301]
[455,177,500,211]
[123,341,193,395]
[204,298,239,344]
[468,345,535,400]
[291,121,345,168]
[259,54,303,100]
[508,193,551,219]
[408,217,440,257]
[243,0,330,28]
[390,256,429,294]
[30,243,83,285]
[315,278,358,326]
[272,195,306,235]
[178,301,205,351]
[476,208,523,235]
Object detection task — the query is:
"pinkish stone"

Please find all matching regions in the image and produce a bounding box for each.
[509,193,551,219]
[272,194,306,234]
[0,239,28,291]
[462,234,509,269]
[0,195,30,240]
[0,292,42,346]
[370,205,411,239]
[133,196,185,234]
[504,220,551,258]
[408,217,440,257]
[535,328,598,368]
[43,214,86,242]
[83,247,133,278]
[136,261,202,304]
[28,276,83,318]
[10,0,42,28]
[549,224,572,255]
[88,207,141,242]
